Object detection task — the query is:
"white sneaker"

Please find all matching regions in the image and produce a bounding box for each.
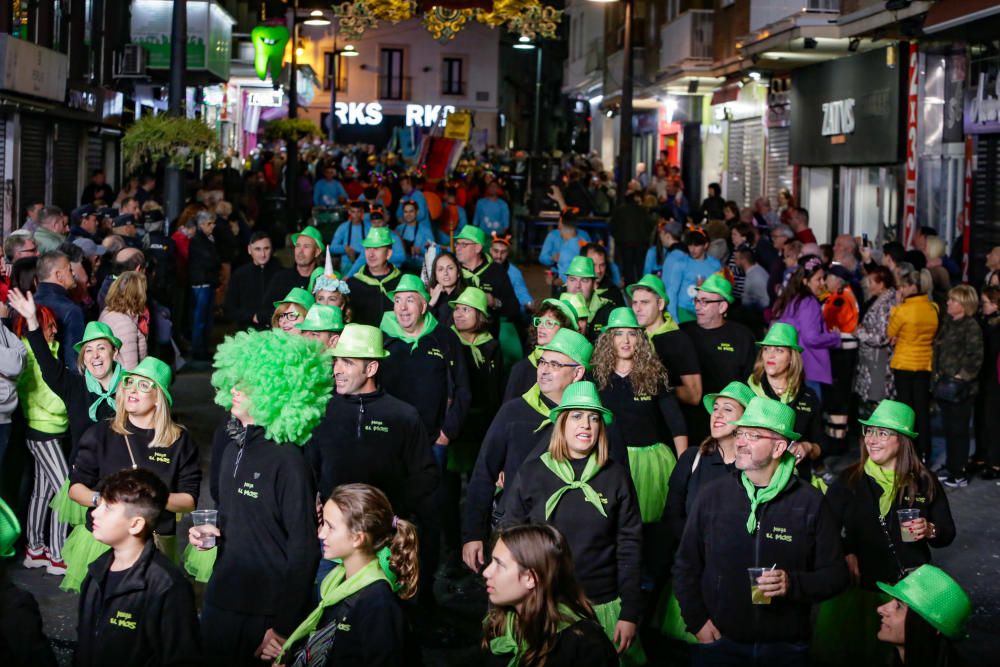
[45,558,67,576]
[23,546,48,569]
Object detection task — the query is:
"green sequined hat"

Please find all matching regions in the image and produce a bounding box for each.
[877,565,971,639]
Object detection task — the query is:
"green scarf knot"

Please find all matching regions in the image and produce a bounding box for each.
[864,457,897,518]
[380,312,439,351]
[451,326,493,367]
[488,605,582,666]
[462,256,493,288]
[522,385,552,433]
[85,364,122,421]
[540,452,608,520]
[352,265,402,296]
[739,454,796,534]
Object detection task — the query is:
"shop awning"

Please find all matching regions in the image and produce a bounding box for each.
[923,0,1000,34]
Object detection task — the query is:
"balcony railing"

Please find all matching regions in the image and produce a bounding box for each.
[378,75,411,101]
[659,10,713,72]
[750,0,839,32]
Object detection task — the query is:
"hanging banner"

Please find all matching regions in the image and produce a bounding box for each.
[961,135,972,283]
[902,43,919,249]
[444,111,471,140]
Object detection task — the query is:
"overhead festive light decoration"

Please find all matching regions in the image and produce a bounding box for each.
[332,0,563,41]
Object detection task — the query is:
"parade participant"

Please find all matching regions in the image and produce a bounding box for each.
[224,231,280,331]
[673,397,848,666]
[817,400,955,664]
[540,212,591,285]
[490,233,533,312]
[428,250,466,327]
[628,273,702,407]
[664,229,721,323]
[258,226,324,324]
[473,179,511,236]
[875,565,970,667]
[195,330,330,666]
[501,382,644,662]
[748,323,823,479]
[503,297,578,402]
[345,227,402,327]
[266,484,419,666]
[563,256,615,337]
[437,185,468,246]
[397,199,436,270]
[481,524,618,667]
[343,209,407,276]
[561,291,590,338]
[295,304,345,350]
[62,357,200,592]
[584,242,626,307]
[330,200,371,275]
[75,469,201,667]
[271,287,315,335]
[309,247,352,315]
[396,174,431,229]
[313,163,348,207]
[454,225,520,330]
[462,328,591,573]
[683,273,756,445]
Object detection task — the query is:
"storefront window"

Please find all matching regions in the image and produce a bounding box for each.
[839,165,901,245]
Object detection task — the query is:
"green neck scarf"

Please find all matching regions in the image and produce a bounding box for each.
[85,364,122,421]
[380,312,438,351]
[586,292,612,323]
[353,265,402,295]
[489,605,583,667]
[645,314,679,338]
[540,452,608,520]
[739,454,796,534]
[462,256,493,288]
[278,559,386,662]
[451,325,493,367]
[522,384,552,433]
[864,457,897,518]
[528,347,543,367]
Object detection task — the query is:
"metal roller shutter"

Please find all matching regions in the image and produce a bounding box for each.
[726,118,763,208]
[19,115,48,217]
[765,126,793,206]
[52,122,81,212]
[971,135,1000,285]
[86,133,104,177]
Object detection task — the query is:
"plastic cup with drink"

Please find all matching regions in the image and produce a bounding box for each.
[748,566,775,605]
[192,509,219,549]
[897,508,921,543]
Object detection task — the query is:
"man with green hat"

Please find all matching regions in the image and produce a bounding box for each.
[295,304,345,349]
[343,208,406,277]
[674,395,848,663]
[462,327,591,572]
[563,255,614,338]
[628,273,702,407]
[260,225,325,325]
[346,226,402,326]
[453,225,519,332]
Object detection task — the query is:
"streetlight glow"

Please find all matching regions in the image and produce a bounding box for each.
[303,10,331,26]
[514,36,535,50]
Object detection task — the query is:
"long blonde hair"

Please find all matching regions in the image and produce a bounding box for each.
[111,384,183,447]
[750,346,804,400]
[548,411,608,467]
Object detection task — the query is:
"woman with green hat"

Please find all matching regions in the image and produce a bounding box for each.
[271,286,315,334]
[748,323,823,480]
[876,565,970,667]
[502,296,578,402]
[502,381,645,664]
[815,400,955,664]
[62,356,201,592]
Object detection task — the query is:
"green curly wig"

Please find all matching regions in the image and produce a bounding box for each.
[212,330,333,445]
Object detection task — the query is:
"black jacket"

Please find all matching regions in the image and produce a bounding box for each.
[25,327,116,465]
[826,470,955,589]
[224,258,282,330]
[673,472,849,643]
[379,324,471,441]
[187,229,221,287]
[346,267,402,327]
[483,618,618,667]
[502,455,643,622]
[462,257,519,329]
[205,424,319,635]
[0,575,57,667]
[75,540,201,667]
[259,266,313,326]
[451,330,504,446]
[306,388,438,520]
[665,446,735,546]
[598,373,686,447]
[502,355,537,404]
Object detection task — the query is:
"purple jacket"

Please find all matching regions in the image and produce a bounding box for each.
[778,295,841,385]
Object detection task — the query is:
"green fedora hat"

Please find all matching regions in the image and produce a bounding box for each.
[877,565,971,639]
[757,323,803,352]
[703,380,757,415]
[361,226,394,248]
[295,304,345,333]
[330,323,390,359]
[605,307,641,329]
[73,321,123,353]
[560,292,590,319]
[859,399,918,439]
[549,380,613,426]
[388,274,430,301]
[539,297,580,332]
[697,272,734,304]
[566,255,596,279]
[0,497,20,558]
[454,225,488,248]
[273,286,316,311]
[123,356,174,406]
[730,396,800,441]
[626,273,668,304]
[291,225,324,250]
[539,327,593,370]
[450,286,489,316]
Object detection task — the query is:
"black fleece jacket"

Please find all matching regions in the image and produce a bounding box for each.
[665,446,735,546]
[673,473,849,643]
[482,618,618,667]
[502,456,643,622]
[305,388,438,520]
[598,373,687,445]
[76,540,201,667]
[205,424,319,636]
[345,267,401,327]
[502,356,537,404]
[225,258,282,330]
[258,266,312,326]
[826,470,955,588]
[462,257,519,326]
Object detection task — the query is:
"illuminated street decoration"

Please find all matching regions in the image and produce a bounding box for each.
[251,24,290,84]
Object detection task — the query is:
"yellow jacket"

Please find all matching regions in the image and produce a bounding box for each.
[888,295,939,371]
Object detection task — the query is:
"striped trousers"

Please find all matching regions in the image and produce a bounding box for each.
[25,438,69,561]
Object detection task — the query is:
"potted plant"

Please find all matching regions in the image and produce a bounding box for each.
[262,118,323,144]
[122,115,220,174]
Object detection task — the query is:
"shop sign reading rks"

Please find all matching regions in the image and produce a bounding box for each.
[821,98,855,138]
[330,101,457,128]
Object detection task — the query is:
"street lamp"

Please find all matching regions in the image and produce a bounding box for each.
[588,0,634,198]
[328,43,359,143]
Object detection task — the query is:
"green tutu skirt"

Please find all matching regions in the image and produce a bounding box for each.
[48,479,87,527]
[626,443,676,523]
[810,587,892,666]
[183,544,218,583]
[593,597,647,666]
[61,525,110,593]
[653,583,697,644]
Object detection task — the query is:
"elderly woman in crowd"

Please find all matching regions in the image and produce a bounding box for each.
[854,265,898,416]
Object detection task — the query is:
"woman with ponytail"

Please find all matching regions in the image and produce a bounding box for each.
[266,483,419,667]
[482,524,617,666]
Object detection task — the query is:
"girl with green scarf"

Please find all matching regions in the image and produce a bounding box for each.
[265,483,419,667]
[481,524,617,667]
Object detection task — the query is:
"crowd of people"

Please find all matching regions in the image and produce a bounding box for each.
[0,144,995,667]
